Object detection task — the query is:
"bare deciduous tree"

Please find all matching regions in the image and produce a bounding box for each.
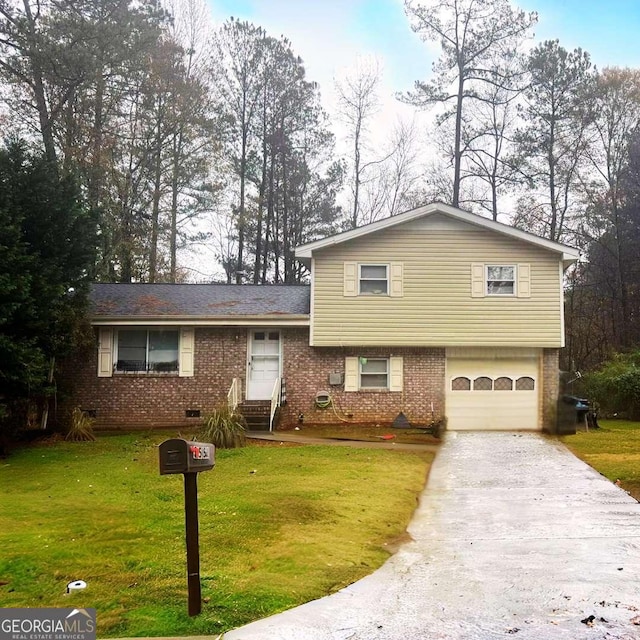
[402,0,537,207]
[336,58,382,228]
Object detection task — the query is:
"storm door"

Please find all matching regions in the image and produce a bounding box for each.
[246,330,281,399]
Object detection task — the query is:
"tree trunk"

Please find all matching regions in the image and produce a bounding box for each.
[237,86,248,284]
[22,0,57,163]
[254,91,268,284]
[352,117,361,228]
[149,104,163,283]
[452,73,465,208]
[170,129,181,282]
[262,149,275,284]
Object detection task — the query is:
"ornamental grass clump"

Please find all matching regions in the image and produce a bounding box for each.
[201,406,247,448]
[65,407,96,441]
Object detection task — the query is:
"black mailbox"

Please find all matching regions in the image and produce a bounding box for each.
[159,438,215,475]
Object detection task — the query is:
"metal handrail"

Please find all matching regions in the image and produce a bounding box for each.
[227,378,241,412]
[269,377,281,431]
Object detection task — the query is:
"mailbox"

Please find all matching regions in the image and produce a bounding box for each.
[159,438,215,475]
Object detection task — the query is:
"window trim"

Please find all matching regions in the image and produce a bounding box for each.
[358,263,389,296]
[486,264,516,297]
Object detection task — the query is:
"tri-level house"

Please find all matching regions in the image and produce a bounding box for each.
[61,203,579,432]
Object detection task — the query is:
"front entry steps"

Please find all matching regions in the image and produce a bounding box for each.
[238,400,272,431]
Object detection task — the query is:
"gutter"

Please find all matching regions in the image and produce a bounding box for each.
[91,315,311,327]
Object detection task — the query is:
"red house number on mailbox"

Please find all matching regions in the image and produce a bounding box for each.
[190,444,210,460]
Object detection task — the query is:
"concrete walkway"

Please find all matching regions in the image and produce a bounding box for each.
[225,432,640,640]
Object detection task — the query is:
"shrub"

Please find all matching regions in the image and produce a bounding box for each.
[65,407,96,441]
[582,351,640,419]
[201,406,246,449]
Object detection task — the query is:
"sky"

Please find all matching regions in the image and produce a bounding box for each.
[194,0,640,278]
[206,0,640,115]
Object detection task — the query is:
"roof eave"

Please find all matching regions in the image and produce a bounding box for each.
[91,315,310,326]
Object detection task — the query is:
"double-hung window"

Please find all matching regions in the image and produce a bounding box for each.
[471,263,530,298]
[486,265,516,296]
[344,355,403,392]
[359,264,388,295]
[115,329,179,373]
[359,357,389,389]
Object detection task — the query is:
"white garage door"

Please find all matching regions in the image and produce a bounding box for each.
[446,348,540,431]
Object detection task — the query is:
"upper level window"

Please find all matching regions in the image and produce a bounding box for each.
[360,357,389,389]
[115,329,179,373]
[486,265,515,296]
[359,264,388,295]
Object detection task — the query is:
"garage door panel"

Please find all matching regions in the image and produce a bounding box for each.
[446,354,539,431]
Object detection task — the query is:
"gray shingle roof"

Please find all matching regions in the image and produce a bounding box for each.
[90,283,310,318]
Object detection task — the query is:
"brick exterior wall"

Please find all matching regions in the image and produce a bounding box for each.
[58,327,250,429]
[57,326,447,430]
[541,347,560,433]
[280,329,446,428]
[57,326,558,432]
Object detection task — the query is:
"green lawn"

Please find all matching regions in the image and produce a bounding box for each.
[561,419,640,500]
[0,433,432,637]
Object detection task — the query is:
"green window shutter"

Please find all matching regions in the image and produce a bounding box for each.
[389,356,403,391]
[517,263,531,298]
[179,327,195,377]
[344,262,358,297]
[344,356,359,391]
[471,263,485,298]
[97,328,113,378]
[389,262,403,297]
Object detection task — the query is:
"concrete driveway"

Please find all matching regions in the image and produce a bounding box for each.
[225,432,640,640]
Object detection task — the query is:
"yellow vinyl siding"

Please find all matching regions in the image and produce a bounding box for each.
[312,225,564,347]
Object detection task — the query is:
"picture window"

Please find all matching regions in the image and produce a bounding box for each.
[115,329,178,373]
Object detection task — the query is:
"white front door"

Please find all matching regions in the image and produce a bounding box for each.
[247,330,281,400]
